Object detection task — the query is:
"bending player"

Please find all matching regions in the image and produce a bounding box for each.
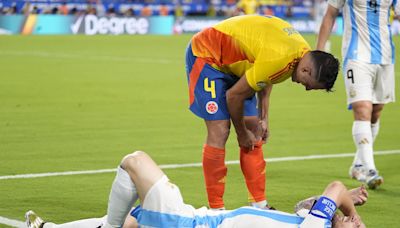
[185,14,339,210]
[26,151,367,228]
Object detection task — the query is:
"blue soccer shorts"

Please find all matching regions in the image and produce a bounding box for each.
[185,42,257,121]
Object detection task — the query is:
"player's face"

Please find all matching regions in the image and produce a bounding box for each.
[292,53,325,90]
[332,215,365,228]
[292,64,325,90]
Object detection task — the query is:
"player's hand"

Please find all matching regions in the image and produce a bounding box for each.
[349,185,368,206]
[257,119,269,143]
[237,129,257,151]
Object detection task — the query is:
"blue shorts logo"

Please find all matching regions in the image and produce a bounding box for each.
[206,101,218,114]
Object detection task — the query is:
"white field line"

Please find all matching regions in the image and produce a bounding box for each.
[0,50,180,64]
[0,215,26,228]
[1,150,399,181]
[0,150,399,228]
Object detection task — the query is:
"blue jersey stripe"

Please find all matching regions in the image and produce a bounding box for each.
[389,3,395,63]
[367,0,382,63]
[138,207,304,227]
[345,0,358,63]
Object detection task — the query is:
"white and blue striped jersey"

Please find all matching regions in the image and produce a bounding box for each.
[137,206,331,228]
[328,0,400,64]
[137,176,333,228]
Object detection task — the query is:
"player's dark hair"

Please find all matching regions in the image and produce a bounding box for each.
[310,50,340,92]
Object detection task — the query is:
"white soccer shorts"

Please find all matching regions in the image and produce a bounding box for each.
[344,60,395,105]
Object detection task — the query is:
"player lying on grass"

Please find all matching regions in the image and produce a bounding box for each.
[26,151,367,228]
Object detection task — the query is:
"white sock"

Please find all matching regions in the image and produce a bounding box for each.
[251,200,268,208]
[43,217,105,228]
[371,120,380,142]
[352,121,376,170]
[105,166,138,228]
[352,120,380,166]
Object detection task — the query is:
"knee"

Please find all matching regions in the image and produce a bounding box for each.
[121,151,147,172]
[352,102,372,120]
[353,109,371,121]
[327,180,346,191]
[207,124,230,143]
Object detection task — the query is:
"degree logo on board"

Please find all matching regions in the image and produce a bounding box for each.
[206,101,218,114]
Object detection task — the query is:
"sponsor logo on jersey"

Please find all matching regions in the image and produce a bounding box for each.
[283,27,299,35]
[256,81,267,89]
[206,101,218,114]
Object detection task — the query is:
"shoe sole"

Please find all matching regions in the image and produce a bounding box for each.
[367,176,384,189]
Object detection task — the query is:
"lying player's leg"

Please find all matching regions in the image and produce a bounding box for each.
[25,210,106,228]
[105,151,164,227]
[26,151,161,228]
[25,209,138,228]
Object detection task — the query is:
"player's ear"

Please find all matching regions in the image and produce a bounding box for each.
[302,65,311,74]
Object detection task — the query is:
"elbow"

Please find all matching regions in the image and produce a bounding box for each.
[327,181,346,191]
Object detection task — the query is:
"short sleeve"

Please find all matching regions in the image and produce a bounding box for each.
[245,60,285,91]
[328,0,345,9]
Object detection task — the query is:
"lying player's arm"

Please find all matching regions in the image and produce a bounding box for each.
[257,84,272,143]
[320,181,364,226]
[316,5,340,50]
[226,75,256,149]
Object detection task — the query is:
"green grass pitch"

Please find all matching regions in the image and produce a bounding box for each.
[0,34,399,227]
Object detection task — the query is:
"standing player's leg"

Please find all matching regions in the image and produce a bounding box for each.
[185,42,235,209]
[344,60,382,188]
[371,104,383,142]
[240,114,267,208]
[203,120,230,209]
[363,63,395,188]
[351,101,376,170]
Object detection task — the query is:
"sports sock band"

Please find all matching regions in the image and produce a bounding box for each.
[240,141,266,203]
[202,144,227,209]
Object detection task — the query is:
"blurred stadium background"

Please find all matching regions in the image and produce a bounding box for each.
[0,0,400,227]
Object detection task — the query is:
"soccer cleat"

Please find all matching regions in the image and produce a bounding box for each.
[261,205,276,210]
[365,169,383,189]
[25,210,45,228]
[349,164,367,182]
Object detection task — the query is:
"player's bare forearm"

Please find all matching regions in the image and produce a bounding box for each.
[227,91,247,135]
[257,84,272,120]
[322,181,358,217]
[257,84,272,142]
[227,76,256,147]
[316,5,339,50]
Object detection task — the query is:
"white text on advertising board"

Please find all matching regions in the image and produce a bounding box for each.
[73,15,150,35]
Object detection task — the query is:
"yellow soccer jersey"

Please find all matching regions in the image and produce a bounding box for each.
[191,15,311,91]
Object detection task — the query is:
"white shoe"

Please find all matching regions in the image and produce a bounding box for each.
[349,164,367,182]
[365,169,383,189]
[25,210,45,228]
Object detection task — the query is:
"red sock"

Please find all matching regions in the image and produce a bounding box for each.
[202,144,227,209]
[240,141,266,203]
